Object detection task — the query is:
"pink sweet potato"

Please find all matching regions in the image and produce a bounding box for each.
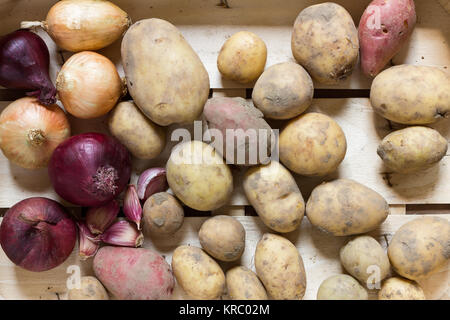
[93,246,174,300]
[359,0,416,77]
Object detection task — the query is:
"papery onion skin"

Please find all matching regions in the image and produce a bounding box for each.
[56,51,122,119]
[0,197,77,272]
[49,132,131,207]
[0,30,56,105]
[0,97,71,169]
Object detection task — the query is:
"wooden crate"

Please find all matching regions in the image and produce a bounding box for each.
[0,0,449,300]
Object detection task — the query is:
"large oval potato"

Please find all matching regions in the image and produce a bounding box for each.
[226,266,268,300]
[122,19,209,126]
[370,65,450,124]
[243,160,305,233]
[306,179,389,236]
[377,126,448,174]
[172,245,225,300]
[166,141,233,211]
[143,192,184,235]
[255,233,307,300]
[252,62,313,120]
[317,275,368,300]
[388,216,450,280]
[279,112,347,176]
[378,277,426,300]
[291,3,359,84]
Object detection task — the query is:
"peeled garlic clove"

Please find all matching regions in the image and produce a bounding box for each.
[137,168,168,201]
[86,200,120,235]
[101,220,144,247]
[123,185,142,229]
[77,221,100,260]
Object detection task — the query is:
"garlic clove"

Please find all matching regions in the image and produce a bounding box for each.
[136,167,168,201]
[123,185,142,229]
[77,221,100,260]
[101,220,144,247]
[86,200,120,235]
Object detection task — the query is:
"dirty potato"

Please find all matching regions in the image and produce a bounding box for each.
[252,62,314,120]
[143,192,184,235]
[226,266,268,300]
[291,3,359,84]
[67,276,109,300]
[279,112,347,176]
[243,160,305,233]
[378,277,426,300]
[317,274,368,300]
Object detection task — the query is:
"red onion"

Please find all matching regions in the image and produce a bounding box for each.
[49,133,131,207]
[0,30,56,105]
[0,197,77,272]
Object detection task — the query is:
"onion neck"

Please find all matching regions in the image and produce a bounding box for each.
[27,129,46,146]
[92,166,119,196]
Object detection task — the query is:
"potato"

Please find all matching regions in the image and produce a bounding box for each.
[388,216,450,280]
[340,236,390,285]
[93,247,174,300]
[203,97,274,166]
[122,19,209,126]
[199,215,245,262]
[378,277,426,300]
[217,31,267,83]
[317,275,368,300]
[377,126,448,174]
[291,3,359,84]
[67,276,109,300]
[166,141,233,211]
[255,233,307,300]
[226,266,268,300]
[279,112,347,176]
[108,101,166,160]
[370,65,450,124]
[243,160,305,233]
[252,62,314,120]
[306,179,389,236]
[143,192,184,235]
[172,245,225,300]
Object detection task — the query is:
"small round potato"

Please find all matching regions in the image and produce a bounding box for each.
[252,62,314,119]
[143,192,184,235]
[172,245,225,300]
[340,236,390,285]
[199,215,245,262]
[67,276,109,300]
[226,266,268,300]
[377,126,448,174]
[279,112,347,176]
[388,216,450,280]
[317,275,368,300]
[166,141,233,211]
[217,31,267,83]
[378,277,426,300]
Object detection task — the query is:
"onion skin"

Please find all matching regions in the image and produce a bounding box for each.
[0,30,56,105]
[0,97,70,169]
[49,133,131,207]
[0,197,77,272]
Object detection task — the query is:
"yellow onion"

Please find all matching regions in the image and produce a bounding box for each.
[0,97,70,169]
[56,51,123,119]
[21,0,131,52]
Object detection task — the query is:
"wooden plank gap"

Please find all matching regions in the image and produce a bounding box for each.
[406,204,450,215]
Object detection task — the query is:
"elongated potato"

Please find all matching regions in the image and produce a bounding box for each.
[370,65,450,124]
[122,19,209,126]
[306,179,389,236]
[378,277,426,300]
[243,160,304,233]
[317,275,368,300]
[67,276,109,300]
[291,3,359,84]
[172,245,225,300]
[377,126,448,173]
[255,233,306,300]
[226,266,268,300]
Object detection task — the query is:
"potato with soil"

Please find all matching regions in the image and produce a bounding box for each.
[377,126,448,174]
[378,277,426,300]
[317,275,368,300]
[172,245,225,300]
[340,236,390,285]
[166,141,233,211]
[252,62,314,120]
[370,65,450,124]
[199,215,245,262]
[255,233,307,300]
[67,276,109,300]
[108,101,166,160]
[279,112,347,176]
[291,3,359,84]
[306,179,389,236]
[217,31,267,83]
[243,160,304,233]
[388,216,450,280]
[143,192,184,235]
[122,18,209,126]
[226,266,268,300]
